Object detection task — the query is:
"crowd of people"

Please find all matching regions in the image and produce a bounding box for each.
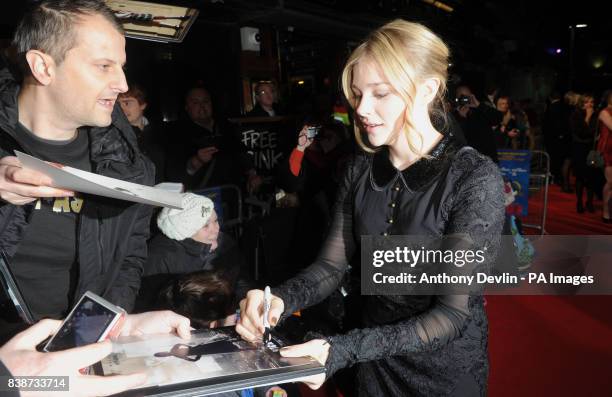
[544,90,612,221]
[0,1,610,397]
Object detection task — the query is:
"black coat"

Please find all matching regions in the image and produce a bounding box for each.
[245,103,281,118]
[455,103,502,163]
[0,67,154,316]
[133,122,166,184]
[164,118,252,189]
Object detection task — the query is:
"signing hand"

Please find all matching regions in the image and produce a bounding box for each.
[235,289,284,342]
[0,156,74,205]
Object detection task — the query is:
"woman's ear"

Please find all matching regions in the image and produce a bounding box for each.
[417,78,441,106]
[24,50,55,86]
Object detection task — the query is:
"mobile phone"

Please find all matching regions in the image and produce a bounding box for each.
[43,291,126,352]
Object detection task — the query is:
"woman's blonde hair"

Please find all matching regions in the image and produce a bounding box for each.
[564,91,579,107]
[341,19,450,154]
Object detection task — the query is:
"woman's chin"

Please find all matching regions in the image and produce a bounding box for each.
[366,136,386,148]
[365,128,391,148]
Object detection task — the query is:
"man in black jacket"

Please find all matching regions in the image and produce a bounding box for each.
[246,81,282,117]
[165,86,260,191]
[543,91,572,190]
[118,84,166,184]
[454,85,503,163]
[0,0,153,336]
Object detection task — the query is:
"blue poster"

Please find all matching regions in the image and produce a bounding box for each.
[498,150,532,216]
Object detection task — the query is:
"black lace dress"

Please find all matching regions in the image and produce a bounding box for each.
[273,132,505,396]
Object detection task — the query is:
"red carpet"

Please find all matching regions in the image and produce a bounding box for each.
[486,183,612,397]
[302,183,612,397]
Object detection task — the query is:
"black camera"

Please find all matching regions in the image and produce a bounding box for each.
[454,95,470,107]
[306,126,321,139]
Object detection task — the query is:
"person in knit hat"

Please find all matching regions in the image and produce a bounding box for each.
[135,193,253,314]
[156,193,219,249]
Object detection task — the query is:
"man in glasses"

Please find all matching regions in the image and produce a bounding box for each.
[247,81,281,117]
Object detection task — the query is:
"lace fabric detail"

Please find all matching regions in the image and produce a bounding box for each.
[274,145,505,396]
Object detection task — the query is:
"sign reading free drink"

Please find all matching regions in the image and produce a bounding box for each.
[229,116,297,177]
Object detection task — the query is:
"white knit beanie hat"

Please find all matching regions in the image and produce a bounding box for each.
[157,193,215,240]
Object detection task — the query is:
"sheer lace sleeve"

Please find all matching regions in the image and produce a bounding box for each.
[272,156,361,316]
[319,153,505,378]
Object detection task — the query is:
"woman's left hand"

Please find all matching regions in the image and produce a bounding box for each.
[279,339,330,389]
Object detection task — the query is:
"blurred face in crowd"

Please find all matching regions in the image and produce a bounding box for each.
[191,210,220,245]
[352,58,406,148]
[496,97,510,114]
[185,88,213,125]
[256,83,275,109]
[118,95,146,126]
[455,86,472,98]
[319,128,342,154]
[42,14,128,129]
[582,96,595,111]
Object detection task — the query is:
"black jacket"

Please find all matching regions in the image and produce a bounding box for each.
[0,67,154,315]
[455,103,502,163]
[133,122,166,184]
[164,118,252,189]
[543,100,569,143]
[245,103,282,118]
[137,232,253,311]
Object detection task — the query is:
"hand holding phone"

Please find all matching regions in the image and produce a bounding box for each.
[43,291,126,352]
[0,319,147,396]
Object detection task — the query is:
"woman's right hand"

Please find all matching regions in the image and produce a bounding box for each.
[236,289,284,343]
[297,125,315,151]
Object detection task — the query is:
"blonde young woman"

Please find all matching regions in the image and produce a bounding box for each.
[496,95,532,150]
[236,20,505,396]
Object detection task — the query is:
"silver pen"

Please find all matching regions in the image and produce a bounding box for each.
[263,286,271,345]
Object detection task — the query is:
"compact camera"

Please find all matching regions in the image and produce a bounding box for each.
[306,126,321,139]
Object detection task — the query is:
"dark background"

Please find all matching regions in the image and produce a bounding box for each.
[2,0,610,120]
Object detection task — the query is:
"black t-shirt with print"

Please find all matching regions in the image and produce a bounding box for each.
[9,123,91,320]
